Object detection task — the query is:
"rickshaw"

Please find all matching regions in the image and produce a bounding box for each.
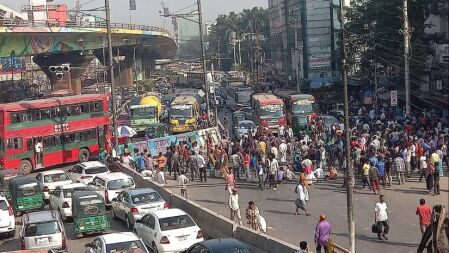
[72,190,111,238]
[8,176,43,216]
[147,123,169,139]
[0,169,20,200]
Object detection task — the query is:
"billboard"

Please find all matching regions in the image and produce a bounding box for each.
[309,55,331,70]
[0,57,24,74]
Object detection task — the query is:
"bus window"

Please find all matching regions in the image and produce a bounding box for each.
[71,105,81,115]
[26,138,34,151]
[44,135,60,147]
[60,134,75,144]
[7,137,22,149]
[0,138,4,155]
[80,103,89,113]
[40,108,51,119]
[11,113,21,124]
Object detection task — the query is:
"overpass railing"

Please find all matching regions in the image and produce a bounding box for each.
[0,19,172,37]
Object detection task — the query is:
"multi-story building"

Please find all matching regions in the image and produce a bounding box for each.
[268,0,342,89]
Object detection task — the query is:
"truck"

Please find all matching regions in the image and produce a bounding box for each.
[129,93,163,135]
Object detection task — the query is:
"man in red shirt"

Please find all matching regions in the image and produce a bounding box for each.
[416,198,432,234]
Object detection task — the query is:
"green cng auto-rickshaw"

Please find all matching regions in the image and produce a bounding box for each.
[8,176,43,216]
[72,190,111,238]
[147,123,169,139]
[0,169,20,200]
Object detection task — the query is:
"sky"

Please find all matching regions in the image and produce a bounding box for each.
[3,0,268,29]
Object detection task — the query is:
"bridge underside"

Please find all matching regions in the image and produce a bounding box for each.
[0,28,176,91]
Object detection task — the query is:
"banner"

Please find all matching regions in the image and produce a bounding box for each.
[118,127,221,157]
[390,90,398,106]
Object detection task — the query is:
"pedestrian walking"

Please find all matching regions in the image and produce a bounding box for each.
[425,157,435,194]
[229,188,243,226]
[294,179,310,216]
[361,160,371,190]
[314,214,331,253]
[393,155,406,185]
[416,198,431,234]
[374,195,389,240]
[178,171,189,199]
[245,201,260,232]
[225,169,236,195]
[369,161,381,195]
[197,151,207,182]
[269,154,279,190]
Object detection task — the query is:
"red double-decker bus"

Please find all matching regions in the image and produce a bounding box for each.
[251,93,286,133]
[0,94,109,175]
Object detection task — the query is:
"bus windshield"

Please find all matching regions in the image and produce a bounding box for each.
[293,102,313,114]
[131,107,156,120]
[170,106,193,119]
[236,92,251,104]
[260,104,284,118]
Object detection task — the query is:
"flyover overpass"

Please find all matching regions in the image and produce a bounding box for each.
[0,19,177,91]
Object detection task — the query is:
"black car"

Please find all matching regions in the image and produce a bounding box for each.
[183,238,253,253]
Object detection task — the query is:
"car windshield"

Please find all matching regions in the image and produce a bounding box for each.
[159,214,195,231]
[107,178,134,190]
[63,187,87,198]
[131,107,156,120]
[105,240,147,253]
[131,192,162,204]
[78,198,105,215]
[236,92,251,103]
[293,102,313,114]
[239,122,255,129]
[85,166,109,175]
[170,106,193,119]
[219,249,252,253]
[17,183,38,198]
[260,104,284,118]
[24,221,60,237]
[44,173,70,183]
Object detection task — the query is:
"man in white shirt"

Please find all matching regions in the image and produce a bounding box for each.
[278,124,285,137]
[229,188,243,225]
[155,169,166,185]
[374,195,389,240]
[178,171,189,199]
[269,155,279,190]
[197,151,207,182]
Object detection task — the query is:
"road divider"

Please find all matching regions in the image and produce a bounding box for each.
[125,165,350,253]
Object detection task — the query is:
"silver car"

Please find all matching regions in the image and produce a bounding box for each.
[19,210,66,252]
[234,120,256,138]
[111,188,168,229]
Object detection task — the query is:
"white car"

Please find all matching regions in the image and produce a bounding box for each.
[36,170,73,201]
[111,188,169,229]
[49,183,88,221]
[0,195,15,238]
[85,232,149,253]
[87,172,135,206]
[134,208,204,253]
[68,161,110,185]
[19,210,67,252]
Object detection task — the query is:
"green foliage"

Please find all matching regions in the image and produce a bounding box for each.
[207,7,270,71]
[346,0,447,89]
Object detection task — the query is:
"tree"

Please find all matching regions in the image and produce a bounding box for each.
[346,0,447,89]
[207,7,270,71]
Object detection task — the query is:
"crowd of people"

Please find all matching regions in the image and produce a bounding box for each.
[99,105,448,251]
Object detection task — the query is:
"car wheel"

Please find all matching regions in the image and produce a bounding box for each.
[19,160,33,175]
[152,243,159,253]
[126,215,133,229]
[8,230,15,238]
[78,148,90,162]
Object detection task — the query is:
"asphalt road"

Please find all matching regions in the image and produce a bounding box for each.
[160,172,448,253]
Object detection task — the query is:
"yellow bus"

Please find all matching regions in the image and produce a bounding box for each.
[169,95,200,133]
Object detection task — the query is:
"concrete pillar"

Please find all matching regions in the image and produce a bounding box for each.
[115,64,133,88]
[70,79,82,94]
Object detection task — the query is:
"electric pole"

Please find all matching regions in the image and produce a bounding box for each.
[403,0,411,116]
[339,0,355,252]
[105,0,119,147]
[197,0,211,121]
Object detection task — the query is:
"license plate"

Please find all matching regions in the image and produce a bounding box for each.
[36,238,49,244]
[178,236,187,241]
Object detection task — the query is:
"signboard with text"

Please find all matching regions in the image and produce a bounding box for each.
[390,90,398,106]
